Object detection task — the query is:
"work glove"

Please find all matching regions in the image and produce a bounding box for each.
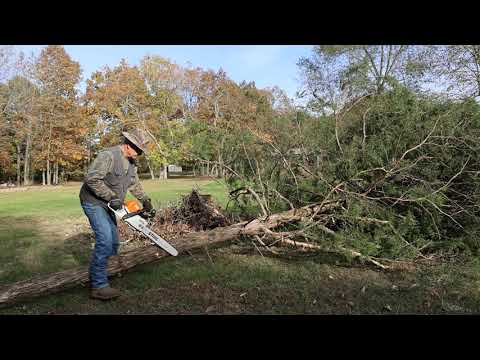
[142,198,153,212]
[109,197,123,210]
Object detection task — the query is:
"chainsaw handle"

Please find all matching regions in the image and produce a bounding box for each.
[139,208,156,219]
[122,210,143,220]
[122,208,156,220]
[107,203,120,213]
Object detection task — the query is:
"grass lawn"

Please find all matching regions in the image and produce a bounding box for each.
[0,178,228,284]
[0,177,229,220]
[1,178,480,315]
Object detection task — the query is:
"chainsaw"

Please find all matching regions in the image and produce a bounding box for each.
[107,200,178,256]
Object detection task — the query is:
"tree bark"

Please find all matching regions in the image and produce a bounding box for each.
[54,162,58,185]
[42,170,45,186]
[218,137,225,178]
[16,143,21,186]
[146,159,155,180]
[23,136,30,186]
[0,201,341,307]
[47,122,52,186]
[46,160,50,186]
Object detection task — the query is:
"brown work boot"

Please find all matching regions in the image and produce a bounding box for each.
[90,286,121,300]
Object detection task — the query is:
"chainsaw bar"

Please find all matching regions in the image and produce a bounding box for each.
[108,204,178,256]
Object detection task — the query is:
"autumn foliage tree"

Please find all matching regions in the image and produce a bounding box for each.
[0,48,41,185]
[34,45,86,185]
[1,46,294,185]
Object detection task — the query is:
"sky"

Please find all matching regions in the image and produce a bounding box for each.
[15,45,313,103]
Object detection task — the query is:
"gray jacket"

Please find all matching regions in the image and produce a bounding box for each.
[79,145,147,207]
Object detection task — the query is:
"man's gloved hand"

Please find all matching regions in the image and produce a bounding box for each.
[109,197,123,210]
[142,198,153,212]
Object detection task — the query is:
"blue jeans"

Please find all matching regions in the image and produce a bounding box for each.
[81,202,119,289]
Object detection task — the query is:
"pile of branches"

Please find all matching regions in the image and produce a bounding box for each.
[118,190,230,248]
[169,190,230,231]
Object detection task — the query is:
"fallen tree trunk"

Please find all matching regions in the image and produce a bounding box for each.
[0,201,341,308]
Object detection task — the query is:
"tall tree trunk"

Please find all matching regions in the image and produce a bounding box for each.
[16,144,21,187]
[54,162,59,185]
[217,155,222,178]
[207,160,210,177]
[218,137,225,178]
[23,115,35,186]
[23,136,31,186]
[46,122,52,185]
[42,170,45,186]
[46,160,51,186]
[162,164,168,179]
[147,161,155,180]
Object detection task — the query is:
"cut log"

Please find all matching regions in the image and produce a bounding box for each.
[0,201,341,308]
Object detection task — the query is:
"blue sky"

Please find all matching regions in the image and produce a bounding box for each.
[16,45,313,102]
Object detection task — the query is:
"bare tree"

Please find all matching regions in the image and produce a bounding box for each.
[297,45,430,115]
[429,45,480,100]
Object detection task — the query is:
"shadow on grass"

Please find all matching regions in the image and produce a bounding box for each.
[0,216,44,285]
[0,214,94,286]
[62,232,93,266]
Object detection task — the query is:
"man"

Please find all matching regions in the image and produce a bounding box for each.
[79,128,154,300]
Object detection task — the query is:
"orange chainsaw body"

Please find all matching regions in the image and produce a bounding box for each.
[125,200,141,212]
